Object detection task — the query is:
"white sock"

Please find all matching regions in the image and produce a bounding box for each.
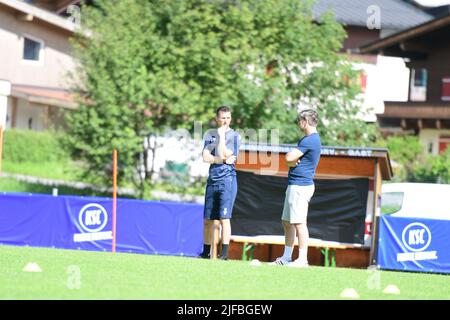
[282,246,293,261]
[298,248,308,262]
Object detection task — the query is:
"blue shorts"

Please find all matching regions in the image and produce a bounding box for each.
[204,176,237,220]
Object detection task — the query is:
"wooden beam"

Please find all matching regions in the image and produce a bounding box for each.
[436,119,442,129]
[400,41,429,54]
[401,119,407,129]
[43,105,50,130]
[417,119,423,129]
[16,12,33,21]
[11,97,17,128]
[236,152,377,177]
[369,160,382,266]
[360,14,450,54]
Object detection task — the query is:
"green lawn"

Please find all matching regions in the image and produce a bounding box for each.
[0,178,133,198]
[0,245,448,300]
[0,160,205,198]
[1,160,84,181]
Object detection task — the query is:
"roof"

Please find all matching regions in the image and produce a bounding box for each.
[358,12,450,55]
[0,0,77,33]
[380,102,450,119]
[312,0,433,29]
[239,144,393,180]
[11,84,77,109]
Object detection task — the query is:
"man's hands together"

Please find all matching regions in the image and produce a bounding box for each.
[286,159,300,167]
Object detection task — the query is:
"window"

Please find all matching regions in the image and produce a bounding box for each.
[442,77,450,101]
[428,142,433,154]
[22,36,44,64]
[439,136,450,154]
[381,192,404,215]
[360,71,368,93]
[409,68,427,101]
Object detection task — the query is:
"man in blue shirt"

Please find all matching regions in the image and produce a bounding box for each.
[200,106,240,260]
[270,109,321,267]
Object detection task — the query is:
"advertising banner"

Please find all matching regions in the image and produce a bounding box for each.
[377,215,450,274]
[0,193,203,256]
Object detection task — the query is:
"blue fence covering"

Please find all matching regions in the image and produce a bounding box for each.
[0,192,203,256]
[377,215,450,274]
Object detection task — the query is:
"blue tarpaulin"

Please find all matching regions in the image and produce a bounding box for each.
[0,192,203,256]
[377,215,450,274]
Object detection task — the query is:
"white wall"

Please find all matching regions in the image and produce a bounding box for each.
[0,7,76,89]
[375,56,410,102]
[5,96,13,129]
[419,129,450,155]
[13,99,46,131]
[356,56,410,122]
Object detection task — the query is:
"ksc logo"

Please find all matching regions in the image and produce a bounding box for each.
[78,203,108,233]
[401,222,431,252]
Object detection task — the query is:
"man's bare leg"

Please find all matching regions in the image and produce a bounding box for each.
[210,219,221,258]
[281,220,296,261]
[294,223,309,263]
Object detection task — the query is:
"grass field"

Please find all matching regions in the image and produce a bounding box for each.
[0,245,448,300]
[0,178,126,198]
[1,160,84,182]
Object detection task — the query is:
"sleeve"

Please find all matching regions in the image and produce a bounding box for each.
[233,133,241,156]
[203,130,217,153]
[296,136,312,154]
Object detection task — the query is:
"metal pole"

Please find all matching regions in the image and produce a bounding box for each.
[112,149,118,253]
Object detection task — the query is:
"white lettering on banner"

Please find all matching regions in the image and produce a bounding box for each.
[397,252,414,262]
[401,223,432,252]
[85,209,102,226]
[78,203,108,233]
[73,231,113,242]
[408,229,425,246]
[397,251,438,262]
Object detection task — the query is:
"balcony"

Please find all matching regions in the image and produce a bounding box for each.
[378,101,450,131]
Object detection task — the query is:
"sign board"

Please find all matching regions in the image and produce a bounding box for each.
[377,215,450,274]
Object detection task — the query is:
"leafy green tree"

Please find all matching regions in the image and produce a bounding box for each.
[377,135,450,183]
[67,0,373,194]
[411,148,450,184]
[376,135,423,181]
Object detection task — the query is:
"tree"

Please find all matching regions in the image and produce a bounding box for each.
[67,0,373,194]
[376,135,424,181]
[377,135,450,183]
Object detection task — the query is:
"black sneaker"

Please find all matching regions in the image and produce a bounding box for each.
[199,253,210,259]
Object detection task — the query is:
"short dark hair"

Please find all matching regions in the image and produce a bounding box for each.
[297,109,319,127]
[216,105,231,117]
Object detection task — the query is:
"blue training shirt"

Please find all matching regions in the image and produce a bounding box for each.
[288,132,321,186]
[203,129,240,184]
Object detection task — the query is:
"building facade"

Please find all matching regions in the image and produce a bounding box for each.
[0,0,77,131]
[360,13,450,155]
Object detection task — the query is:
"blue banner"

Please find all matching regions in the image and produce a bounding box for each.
[377,215,450,274]
[0,193,203,256]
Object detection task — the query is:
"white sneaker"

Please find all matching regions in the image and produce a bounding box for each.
[287,259,309,268]
[268,257,291,266]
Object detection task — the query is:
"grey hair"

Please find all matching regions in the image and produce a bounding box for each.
[297,109,319,127]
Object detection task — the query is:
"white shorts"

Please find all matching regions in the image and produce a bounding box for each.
[281,184,315,224]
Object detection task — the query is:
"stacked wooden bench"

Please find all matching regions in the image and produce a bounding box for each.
[230,235,366,267]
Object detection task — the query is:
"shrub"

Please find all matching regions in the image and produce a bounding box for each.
[3,129,69,163]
